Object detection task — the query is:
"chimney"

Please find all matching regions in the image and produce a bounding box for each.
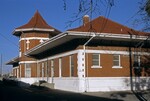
[83,15,90,26]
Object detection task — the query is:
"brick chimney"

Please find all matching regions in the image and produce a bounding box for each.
[83,15,90,26]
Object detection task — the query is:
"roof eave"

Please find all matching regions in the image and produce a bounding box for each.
[25,32,68,55]
[6,57,19,65]
[13,28,55,36]
[25,31,149,56]
[67,31,149,40]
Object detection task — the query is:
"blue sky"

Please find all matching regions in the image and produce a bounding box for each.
[0,0,144,74]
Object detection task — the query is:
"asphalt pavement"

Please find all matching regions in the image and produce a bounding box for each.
[0,80,150,101]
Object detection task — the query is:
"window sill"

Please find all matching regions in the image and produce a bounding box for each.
[91,66,102,68]
[112,66,122,68]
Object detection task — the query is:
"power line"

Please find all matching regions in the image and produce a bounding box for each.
[100,0,113,33]
[0,32,18,48]
[124,0,148,29]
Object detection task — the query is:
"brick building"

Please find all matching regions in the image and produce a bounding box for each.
[7,11,150,92]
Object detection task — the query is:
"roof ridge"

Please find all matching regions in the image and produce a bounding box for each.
[13,11,61,36]
[68,16,149,36]
[16,11,54,29]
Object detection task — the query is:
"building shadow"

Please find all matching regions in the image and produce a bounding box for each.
[132,91,148,101]
[131,77,150,101]
[0,80,123,101]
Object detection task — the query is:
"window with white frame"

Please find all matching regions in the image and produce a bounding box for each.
[92,53,101,68]
[37,63,40,77]
[133,54,140,68]
[113,54,121,68]
[25,64,31,77]
[26,40,30,50]
[45,62,48,77]
[42,63,44,78]
[70,55,74,77]
[17,68,19,78]
[19,51,22,57]
[51,60,54,78]
[59,58,62,77]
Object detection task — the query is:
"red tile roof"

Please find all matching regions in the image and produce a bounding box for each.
[68,16,150,36]
[14,10,61,36]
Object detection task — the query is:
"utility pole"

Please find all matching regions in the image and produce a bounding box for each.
[1,54,2,77]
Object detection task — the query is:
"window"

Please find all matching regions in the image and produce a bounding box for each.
[42,63,44,78]
[26,40,30,50]
[51,60,54,67]
[51,60,54,83]
[37,63,40,77]
[133,54,140,68]
[17,68,19,78]
[51,60,54,77]
[45,62,48,77]
[59,58,62,77]
[48,61,51,76]
[25,64,31,77]
[19,51,22,57]
[92,53,101,68]
[70,55,74,77]
[113,55,121,68]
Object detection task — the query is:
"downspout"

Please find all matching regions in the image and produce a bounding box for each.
[129,34,133,91]
[83,33,96,92]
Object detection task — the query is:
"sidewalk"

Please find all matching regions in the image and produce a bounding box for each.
[83,90,150,101]
[28,85,150,101]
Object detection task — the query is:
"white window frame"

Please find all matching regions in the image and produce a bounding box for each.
[19,51,22,57]
[25,63,31,78]
[37,63,40,77]
[51,60,54,78]
[70,55,74,77]
[45,62,48,77]
[26,39,30,50]
[42,63,44,78]
[133,54,141,69]
[17,68,19,78]
[20,65,22,78]
[112,54,122,68]
[59,58,62,77]
[91,53,102,68]
[14,69,17,77]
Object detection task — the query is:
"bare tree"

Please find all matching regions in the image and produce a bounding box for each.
[131,0,150,32]
[62,0,115,27]
[145,0,150,16]
[141,52,150,76]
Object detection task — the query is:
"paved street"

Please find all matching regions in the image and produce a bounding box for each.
[0,80,149,101]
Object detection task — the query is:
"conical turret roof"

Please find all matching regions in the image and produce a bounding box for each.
[13,10,61,36]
